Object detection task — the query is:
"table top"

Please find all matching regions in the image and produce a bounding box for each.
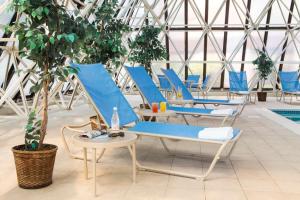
[137,109,176,117]
[72,132,137,149]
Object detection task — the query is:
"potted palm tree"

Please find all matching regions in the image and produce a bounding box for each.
[9,0,84,188]
[252,50,274,102]
[129,25,167,77]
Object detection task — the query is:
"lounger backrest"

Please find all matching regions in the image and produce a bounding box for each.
[125,66,166,106]
[279,71,299,92]
[186,75,200,88]
[161,68,194,100]
[157,75,172,90]
[71,63,139,127]
[229,71,248,92]
[202,75,210,90]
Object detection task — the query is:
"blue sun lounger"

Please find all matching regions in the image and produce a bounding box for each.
[161,68,247,109]
[278,71,300,103]
[229,71,256,102]
[125,66,240,126]
[61,63,242,180]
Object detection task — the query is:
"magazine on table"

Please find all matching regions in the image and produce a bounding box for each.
[80,130,108,139]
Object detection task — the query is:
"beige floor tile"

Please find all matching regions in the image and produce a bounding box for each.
[275,180,300,194]
[164,188,205,200]
[245,191,286,200]
[125,185,166,200]
[235,168,271,180]
[204,178,242,190]
[239,178,280,192]
[206,167,237,179]
[135,172,169,187]
[167,176,204,189]
[205,189,247,200]
[286,193,300,200]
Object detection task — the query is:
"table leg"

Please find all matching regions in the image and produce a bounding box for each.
[83,147,88,180]
[93,148,97,197]
[131,144,136,183]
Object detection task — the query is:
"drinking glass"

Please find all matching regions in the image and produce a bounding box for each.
[152,102,158,113]
[160,102,167,112]
[177,87,182,99]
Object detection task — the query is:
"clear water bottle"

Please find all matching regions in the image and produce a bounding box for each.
[111,107,120,130]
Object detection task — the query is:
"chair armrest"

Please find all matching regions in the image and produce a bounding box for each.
[62,122,92,133]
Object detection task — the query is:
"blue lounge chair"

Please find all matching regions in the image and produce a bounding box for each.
[185,74,202,98]
[161,68,246,109]
[278,71,300,103]
[229,71,256,102]
[61,63,242,180]
[157,75,172,91]
[125,66,240,126]
[202,75,210,91]
[157,74,172,97]
[185,75,200,89]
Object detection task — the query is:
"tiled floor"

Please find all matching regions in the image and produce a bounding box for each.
[1,96,300,199]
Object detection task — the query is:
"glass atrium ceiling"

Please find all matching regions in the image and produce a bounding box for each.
[0,0,299,89]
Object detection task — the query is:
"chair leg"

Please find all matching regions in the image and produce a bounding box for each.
[202,142,229,180]
[221,117,228,127]
[128,135,235,180]
[160,138,173,155]
[182,115,189,125]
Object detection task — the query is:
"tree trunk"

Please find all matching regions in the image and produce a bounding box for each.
[38,68,49,150]
[145,63,152,78]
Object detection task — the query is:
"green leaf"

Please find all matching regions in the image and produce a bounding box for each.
[49,36,55,44]
[31,11,37,18]
[57,34,63,40]
[25,31,33,37]
[43,7,49,15]
[67,34,75,43]
[29,41,36,50]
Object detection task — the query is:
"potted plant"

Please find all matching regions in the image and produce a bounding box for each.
[252,50,274,102]
[9,0,84,189]
[129,25,167,77]
[82,0,130,73]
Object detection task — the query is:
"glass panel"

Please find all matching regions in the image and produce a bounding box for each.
[226,31,246,61]
[228,1,246,25]
[269,1,290,25]
[250,0,270,23]
[208,0,226,25]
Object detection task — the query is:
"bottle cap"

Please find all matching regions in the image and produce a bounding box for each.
[113,107,117,111]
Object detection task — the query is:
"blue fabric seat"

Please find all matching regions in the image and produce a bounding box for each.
[129,121,240,141]
[229,71,249,93]
[279,71,300,93]
[161,68,244,106]
[157,75,172,91]
[185,75,200,89]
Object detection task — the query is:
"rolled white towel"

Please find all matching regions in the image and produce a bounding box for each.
[237,91,249,95]
[198,127,234,141]
[211,109,234,115]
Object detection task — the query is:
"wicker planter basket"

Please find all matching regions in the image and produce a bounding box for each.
[12,144,57,189]
[257,91,267,102]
